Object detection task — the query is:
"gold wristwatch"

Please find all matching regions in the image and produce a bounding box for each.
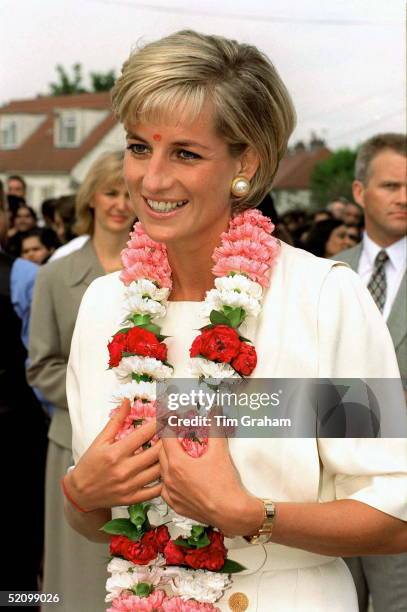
[244,499,276,544]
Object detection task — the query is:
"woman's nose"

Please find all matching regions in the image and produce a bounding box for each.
[142,155,174,194]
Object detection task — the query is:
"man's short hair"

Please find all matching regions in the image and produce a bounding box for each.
[7,174,27,193]
[355,133,406,184]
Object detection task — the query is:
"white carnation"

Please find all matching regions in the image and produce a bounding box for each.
[167,512,206,539]
[147,497,170,524]
[123,294,167,319]
[203,288,261,317]
[112,380,156,402]
[116,356,173,381]
[126,279,170,302]
[105,563,170,602]
[215,274,262,298]
[105,572,136,601]
[171,569,232,603]
[107,558,134,575]
[189,357,239,380]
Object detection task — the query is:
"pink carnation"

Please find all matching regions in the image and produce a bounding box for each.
[120,223,172,288]
[162,598,220,612]
[113,400,158,442]
[178,435,209,458]
[107,590,166,612]
[214,237,276,262]
[212,256,272,287]
[211,210,279,287]
[230,208,274,233]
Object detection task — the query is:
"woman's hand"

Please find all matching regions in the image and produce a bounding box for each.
[65,400,162,511]
[159,433,263,537]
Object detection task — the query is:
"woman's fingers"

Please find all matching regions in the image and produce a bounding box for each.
[131,463,161,490]
[126,482,163,505]
[119,420,160,454]
[158,444,169,479]
[128,439,162,471]
[95,399,131,443]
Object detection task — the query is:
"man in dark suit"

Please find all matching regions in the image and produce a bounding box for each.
[336,132,406,612]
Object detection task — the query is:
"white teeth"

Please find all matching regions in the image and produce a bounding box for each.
[146,199,187,212]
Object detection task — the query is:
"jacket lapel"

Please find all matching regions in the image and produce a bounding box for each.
[66,239,104,288]
[387,271,407,350]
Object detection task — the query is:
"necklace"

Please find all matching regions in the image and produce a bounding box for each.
[103,209,279,611]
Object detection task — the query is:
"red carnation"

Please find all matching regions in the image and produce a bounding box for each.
[108,332,128,367]
[163,540,186,565]
[231,342,257,376]
[154,525,170,553]
[185,531,226,571]
[110,535,130,557]
[110,531,158,565]
[126,327,168,361]
[190,325,241,363]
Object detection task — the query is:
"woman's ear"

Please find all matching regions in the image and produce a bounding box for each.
[238,147,260,181]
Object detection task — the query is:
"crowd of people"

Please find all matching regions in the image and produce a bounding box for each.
[0,31,405,612]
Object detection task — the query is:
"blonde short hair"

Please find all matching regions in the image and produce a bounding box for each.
[111,30,296,209]
[74,151,125,235]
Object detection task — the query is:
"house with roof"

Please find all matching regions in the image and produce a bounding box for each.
[272,140,332,213]
[0,92,125,211]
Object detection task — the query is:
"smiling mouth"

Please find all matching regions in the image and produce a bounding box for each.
[145,198,189,213]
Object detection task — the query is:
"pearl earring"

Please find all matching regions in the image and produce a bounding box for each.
[231,176,250,197]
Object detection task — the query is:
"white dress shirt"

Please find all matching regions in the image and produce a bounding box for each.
[358,233,406,321]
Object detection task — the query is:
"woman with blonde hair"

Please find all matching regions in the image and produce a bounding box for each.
[63,32,406,611]
[28,151,135,612]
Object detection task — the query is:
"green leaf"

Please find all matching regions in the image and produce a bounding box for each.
[132,582,154,597]
[238,335,252,343]
[131,314,152,326]
[174,528,210,549]
[131,373,153,383]
[174,537,192,548]
[219,559,247,573]
[101,519,142,541]
[139,322,162,336]
[117,327,131,334]
[128,503,149,528]
[209,310,230,326]
[190,525,205,539]
[191,532,211,548]
[222,306,245,328]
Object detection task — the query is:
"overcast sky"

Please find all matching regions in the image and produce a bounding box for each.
[1,0,405,149]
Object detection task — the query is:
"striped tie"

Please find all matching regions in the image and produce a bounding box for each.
[367,250,389,312]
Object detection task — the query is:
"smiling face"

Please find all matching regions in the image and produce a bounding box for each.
[90,182,134,235]
[123,104,256,251]
[353,150,407,247]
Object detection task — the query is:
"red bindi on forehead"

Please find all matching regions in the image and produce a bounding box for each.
[153,133,162,141]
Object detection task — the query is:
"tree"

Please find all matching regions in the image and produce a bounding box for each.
[48,65,117,95]
[310,148,357,207]
[90,70,116,92]
[49,63,88,95]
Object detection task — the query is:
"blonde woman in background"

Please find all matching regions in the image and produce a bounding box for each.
[28,151,135,612]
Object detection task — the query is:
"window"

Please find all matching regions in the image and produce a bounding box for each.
[0,121,17,149]
[58,114,78,147]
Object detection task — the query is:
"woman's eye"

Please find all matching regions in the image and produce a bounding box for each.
[126,143,149,155]
[178,149,200,160]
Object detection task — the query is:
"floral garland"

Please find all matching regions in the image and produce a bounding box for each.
[102,209,279,611]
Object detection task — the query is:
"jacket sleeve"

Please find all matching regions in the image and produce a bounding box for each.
[317,264,407,521]
[27,265,69,410]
